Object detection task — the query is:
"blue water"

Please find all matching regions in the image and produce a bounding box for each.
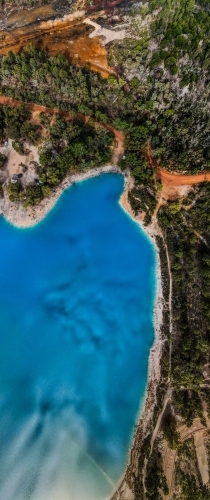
[0,174,155,500]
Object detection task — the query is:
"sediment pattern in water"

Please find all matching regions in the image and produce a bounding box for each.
[0,174,155,499]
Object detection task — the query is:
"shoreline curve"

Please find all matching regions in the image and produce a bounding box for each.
[111,173,163,500]
[0,165,120,228]
[0,165,163,500]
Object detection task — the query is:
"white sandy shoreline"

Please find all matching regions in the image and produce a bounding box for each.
[0,164,121,228]
[0,165,163,500]
[119,172,163,407]
[109,173,164,500]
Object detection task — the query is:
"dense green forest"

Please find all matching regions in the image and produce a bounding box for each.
[1,8,210,177]
[127,178,210,500]
[109,0,210,173]
[0,102,113,205]
[112,2,210,498]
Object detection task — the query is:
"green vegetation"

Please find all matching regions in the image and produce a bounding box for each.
[108,12,210,493]
[152,183,210,499]
[161,403,179,449]
[174,439,210,500]
[145,446,169,500]
[0,0,210,494]
[0,152,6,169]
[149,0,210,74]
[0,26,210,177]
[6,180,23,202]
[12,140,25,155]
[107,2,210,491]
[3,104,39,144]
[2,108,112,206]
[108,0,210,173]
[159,186,210,391]
[121,165,210,498]
[36,116,112,190]
[174,471,210,500]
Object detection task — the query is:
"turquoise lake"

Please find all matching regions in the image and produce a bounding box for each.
[0,173,155,500]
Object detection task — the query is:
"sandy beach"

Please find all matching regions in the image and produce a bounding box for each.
[112,173,164,500]
[120,172,163,405]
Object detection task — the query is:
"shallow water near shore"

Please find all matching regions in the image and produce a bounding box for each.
[0,173,155,500]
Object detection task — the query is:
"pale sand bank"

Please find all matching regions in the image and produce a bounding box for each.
[113,172,164,500]
[84,18,126,46]
[0,139,39,182]
[120,173,163,399]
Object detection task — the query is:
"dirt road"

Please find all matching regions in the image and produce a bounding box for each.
[146,145,210,185]
[158,168,210,185]
[0,95,124,143]
[1,95,210,185]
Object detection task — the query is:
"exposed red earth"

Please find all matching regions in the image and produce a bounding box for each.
[0,14,115,79]
[1,95,210,186]
[146,144,210,186]
[158,168,210,186]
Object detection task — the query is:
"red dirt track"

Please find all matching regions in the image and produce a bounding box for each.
[1,94,210,185]
[145,144,210,186]
[0,96,125,143]
[158,168,210,186]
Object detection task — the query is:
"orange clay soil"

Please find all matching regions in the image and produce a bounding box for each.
[158,169,210,186]
[0,14,115,78]
[146,145,210,186]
